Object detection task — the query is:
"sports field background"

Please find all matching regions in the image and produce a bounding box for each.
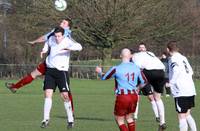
[0,79,199,131]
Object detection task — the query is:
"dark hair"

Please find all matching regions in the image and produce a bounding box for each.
[129,49,134,54]
[64,17,72,27]
[54,26,65,35]
[138,42,146,46]
[139,42,145,46]
[167,41,179,52]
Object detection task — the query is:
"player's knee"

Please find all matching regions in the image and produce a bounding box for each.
[31,69,42,78]
[61,93,70,101]
[115,116,125,126]
[125,114,134,123]
[45,90,53,98]
[147,95,154,101]
[126,117,134,123]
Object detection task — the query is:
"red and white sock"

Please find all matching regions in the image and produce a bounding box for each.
[128,122,135,131]
[119,124,128,131]
[68,92,74,112]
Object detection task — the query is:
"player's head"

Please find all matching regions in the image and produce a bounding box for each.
[60,17,72,29]
[54,26,65,43]
[120,48,132,61]
[167,41,179,55]
[138,42,147,52]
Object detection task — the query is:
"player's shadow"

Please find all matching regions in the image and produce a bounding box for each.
[55,115,113,122]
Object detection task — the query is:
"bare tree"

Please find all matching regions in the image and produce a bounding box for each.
[69,0,199,64]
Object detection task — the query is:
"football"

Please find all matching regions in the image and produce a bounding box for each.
[54,0,67,11]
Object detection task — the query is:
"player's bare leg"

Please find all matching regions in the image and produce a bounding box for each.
[115,115,128,131]
[126,113,136,131]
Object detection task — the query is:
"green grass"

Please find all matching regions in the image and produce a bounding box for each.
[0,79,199,131]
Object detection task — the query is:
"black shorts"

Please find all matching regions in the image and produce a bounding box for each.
[43,68,70,92]
[174,96,195,113]
[140,84,153,96]
[143,69,165,93]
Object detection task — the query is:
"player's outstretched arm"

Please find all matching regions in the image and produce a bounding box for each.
[28,35,46,45]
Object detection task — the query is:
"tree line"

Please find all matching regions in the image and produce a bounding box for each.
[0,0,200,65]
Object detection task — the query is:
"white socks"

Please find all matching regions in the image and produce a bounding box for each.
[64,101,74,123]
[156,99,165,125]
[43,98,74,124]
[186,115,197,131]
[179,118,188,131]
[179,115,196,131]
[151,100,159,118]
[43,98,52,120]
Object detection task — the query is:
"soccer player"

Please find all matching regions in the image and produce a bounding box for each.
[5,17,72,93]
[96,48,146,131]
[40,27,82,128]
[132,43,167,130]
[160,52,171,97]
[133,43,160,122]
[5,17,75,113]
[167,41,197,131]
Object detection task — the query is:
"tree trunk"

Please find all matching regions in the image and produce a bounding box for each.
[102,48,112,66]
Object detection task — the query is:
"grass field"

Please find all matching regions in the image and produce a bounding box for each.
[0,79,199,131]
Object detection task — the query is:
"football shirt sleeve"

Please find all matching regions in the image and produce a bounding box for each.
[101,67,116,80]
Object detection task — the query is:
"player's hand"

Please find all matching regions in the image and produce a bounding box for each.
[165,82,170,88]
[40,51,46,58]
[28,41,35,45]
[138,83,146,90]
[95,66,102,73]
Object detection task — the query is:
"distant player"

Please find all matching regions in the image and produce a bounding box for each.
[160,52,171,97]
[167,41,197,131]
[96,48,146,131]
[132,43,167,130]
